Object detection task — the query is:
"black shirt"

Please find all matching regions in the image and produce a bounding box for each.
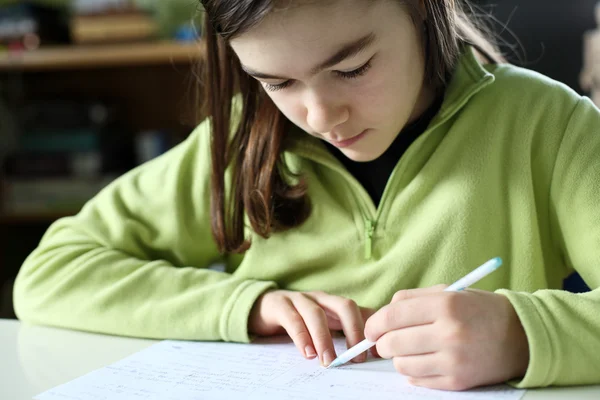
[326,97,443,207]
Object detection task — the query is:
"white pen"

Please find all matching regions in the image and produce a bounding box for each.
[326,257,503,369]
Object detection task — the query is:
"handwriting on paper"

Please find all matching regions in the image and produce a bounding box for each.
[36,338,525,400]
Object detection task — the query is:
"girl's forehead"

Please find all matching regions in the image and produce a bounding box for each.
[230,1,414,80]
[231,0,406,48]
[250,1,370,39]
[232,5,362,59]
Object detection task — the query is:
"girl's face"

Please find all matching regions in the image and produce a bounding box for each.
[230,0,436,162]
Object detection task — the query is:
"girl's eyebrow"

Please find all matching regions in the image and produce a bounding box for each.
[241,32,377,80]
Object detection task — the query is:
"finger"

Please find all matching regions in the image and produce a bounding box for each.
[365,296,440,342]
[278,298,317,360]
[323,310,343,331]
[391,285,448,303]
[371,345,380,358]
[360,307,377,359]
[407,375,473,392]
[360,307,376,321]
[393,353,442,378]
[292,294,336,367]
[376,324,440,359]
[306,292,367,363]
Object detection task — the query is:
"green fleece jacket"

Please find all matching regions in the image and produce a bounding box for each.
[13,47,600,388]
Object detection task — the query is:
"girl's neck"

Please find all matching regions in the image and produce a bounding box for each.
[407,82,439,125]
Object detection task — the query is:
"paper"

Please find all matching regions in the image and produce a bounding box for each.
[35,337,525,400]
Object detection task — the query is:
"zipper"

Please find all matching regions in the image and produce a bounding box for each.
[290,144,387,261]
[364,218,375,260]
[289,135,432,261]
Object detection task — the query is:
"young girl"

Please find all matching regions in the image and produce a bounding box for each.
[13,0,600,392]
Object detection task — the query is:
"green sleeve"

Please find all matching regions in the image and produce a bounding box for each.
[498,97,600,387]
[13,121,277,342]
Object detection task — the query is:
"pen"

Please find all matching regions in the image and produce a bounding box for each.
[326,257,503,369]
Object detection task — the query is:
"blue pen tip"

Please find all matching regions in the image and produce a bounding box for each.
[492,257,503,268]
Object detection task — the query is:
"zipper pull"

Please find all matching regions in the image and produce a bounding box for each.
[364,219,375,260]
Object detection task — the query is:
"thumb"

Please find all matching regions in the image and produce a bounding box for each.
[364,285,447,342]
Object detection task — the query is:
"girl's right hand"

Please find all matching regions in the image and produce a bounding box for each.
[248,290,375,367]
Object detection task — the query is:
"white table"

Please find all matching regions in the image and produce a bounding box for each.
[1,319,599,400]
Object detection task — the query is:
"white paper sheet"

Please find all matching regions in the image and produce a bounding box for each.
[35,337,526,400]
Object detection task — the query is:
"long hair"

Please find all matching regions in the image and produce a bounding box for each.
[199,0,504,254]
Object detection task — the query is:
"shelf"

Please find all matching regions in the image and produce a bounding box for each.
[0,212,76,225]
[0,41,205,72]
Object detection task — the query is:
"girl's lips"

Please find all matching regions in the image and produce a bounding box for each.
[328,129,370,148]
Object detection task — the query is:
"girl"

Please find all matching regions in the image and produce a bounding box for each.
[14,0,600,392]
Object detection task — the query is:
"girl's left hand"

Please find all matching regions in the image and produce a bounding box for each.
[364,286,530,391]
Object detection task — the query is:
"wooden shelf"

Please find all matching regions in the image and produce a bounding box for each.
[0,41,204,72]
[0,212,76,225]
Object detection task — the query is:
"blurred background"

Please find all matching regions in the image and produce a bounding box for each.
[0,0,597,319]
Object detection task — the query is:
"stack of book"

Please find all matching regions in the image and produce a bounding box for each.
[1,100,127,216]
[70,0,158,44]
[0,3,70,50]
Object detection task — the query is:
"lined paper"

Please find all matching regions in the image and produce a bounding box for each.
[35,337,525,400]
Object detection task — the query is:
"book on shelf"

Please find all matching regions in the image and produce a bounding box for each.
[18,129,100,153]
[0,98,178,219]
[3,143,111,217]
[2,176,116,216]
[69,12,158,44]
[0,99,127,218]
[3,152,102,179]
[22,100,114,132]
[0,3,70,50]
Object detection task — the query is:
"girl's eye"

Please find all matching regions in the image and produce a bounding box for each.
[336,60,372,79]
[262,58,373,92]
[263,80,293,92]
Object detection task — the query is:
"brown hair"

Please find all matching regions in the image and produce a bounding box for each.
[199,0,504,254]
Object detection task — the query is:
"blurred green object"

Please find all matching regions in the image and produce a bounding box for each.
[136,0,204,38]
[0,0,203,39]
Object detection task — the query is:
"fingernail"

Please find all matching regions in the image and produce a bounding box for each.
[323,349,335,367]
[305,345,317,358]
